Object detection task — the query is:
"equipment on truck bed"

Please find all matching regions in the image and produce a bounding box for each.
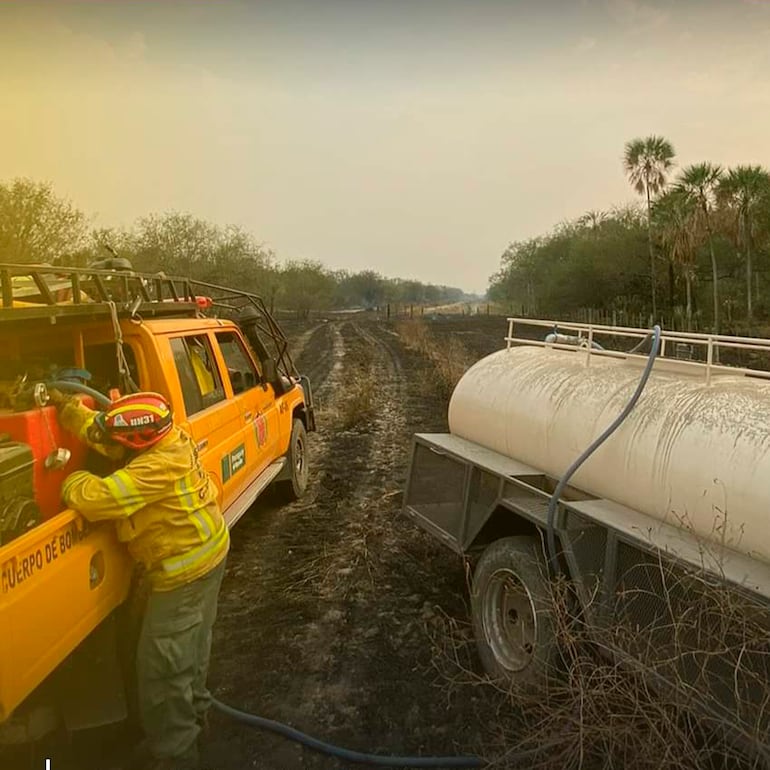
[0,441,38,546]
[0,398,93,528]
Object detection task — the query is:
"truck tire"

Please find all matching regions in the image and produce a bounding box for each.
[470,536,557,689]
[276,418,308,502]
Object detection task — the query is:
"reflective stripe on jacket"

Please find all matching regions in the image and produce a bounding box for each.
[60,401,229,591]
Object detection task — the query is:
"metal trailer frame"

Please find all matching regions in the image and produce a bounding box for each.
[401,318,770,759]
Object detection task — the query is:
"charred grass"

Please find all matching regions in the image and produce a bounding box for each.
[338,356,378,431]
[425,552,770,770]
[394,319,475,398]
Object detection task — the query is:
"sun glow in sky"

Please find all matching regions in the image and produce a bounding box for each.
[2,0,770,292]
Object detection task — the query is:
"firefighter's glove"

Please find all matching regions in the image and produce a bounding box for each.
[46,388,70,407]
[85,416,109,445]
[82,416,123,461]
[47,386,81,409]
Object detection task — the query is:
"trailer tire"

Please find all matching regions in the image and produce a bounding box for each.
[471,536,557,689]
[276,418,309,502]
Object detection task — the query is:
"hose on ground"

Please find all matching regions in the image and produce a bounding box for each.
[545,325,661,575]
[211,698,484,768]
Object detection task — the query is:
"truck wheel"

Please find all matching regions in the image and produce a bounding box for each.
[470,536,557,689]
[277,418,308,502]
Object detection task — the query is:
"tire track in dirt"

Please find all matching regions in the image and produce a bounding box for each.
[292,321,340,398]
[285,321,321,366]
[212,320,344,606]
[204,319,365,769]
[326,322,502,763]
[49,317,508,770]
[204,318,422,769]
[263,319,406,768]
[316,321,516,765]
[205,318,510,770]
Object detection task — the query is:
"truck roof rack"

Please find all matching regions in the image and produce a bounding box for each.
[506,317,770,385]
[0,262,297,378]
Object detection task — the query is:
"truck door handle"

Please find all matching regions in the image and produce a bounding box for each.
[244,412,252,421]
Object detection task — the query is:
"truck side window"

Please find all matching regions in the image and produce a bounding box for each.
[170,335,225,416]
[216,331,261,395]
[84,342,140,392]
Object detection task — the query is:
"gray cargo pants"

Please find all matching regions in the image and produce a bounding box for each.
[136,557,226,765]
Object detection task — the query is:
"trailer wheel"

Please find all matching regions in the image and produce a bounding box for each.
[277,418,308,502]
[471,536,556,689]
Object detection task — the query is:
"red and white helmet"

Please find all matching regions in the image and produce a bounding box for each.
[96,392,173,450]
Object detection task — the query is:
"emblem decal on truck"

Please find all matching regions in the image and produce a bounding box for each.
[220,444,246,482]
[254,414,268,447]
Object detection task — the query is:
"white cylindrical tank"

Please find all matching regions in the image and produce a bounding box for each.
[448,345,770,564]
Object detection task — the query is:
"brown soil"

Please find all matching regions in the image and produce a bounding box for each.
[5,315,521,770]
[202,317,515,769]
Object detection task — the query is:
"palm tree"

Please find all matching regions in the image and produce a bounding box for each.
[675,163,723,334]
[578,210,607,237]
[623,136,676,322]
[653,190,699,328]
[716,165,770,325]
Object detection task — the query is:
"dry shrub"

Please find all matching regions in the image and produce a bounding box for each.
[425,549,770,770]
[395,320,474,396]
[339,359,378,430]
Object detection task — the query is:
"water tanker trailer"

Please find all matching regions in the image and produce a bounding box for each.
[402,318,770,756]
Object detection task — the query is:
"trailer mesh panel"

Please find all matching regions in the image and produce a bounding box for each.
[405,444,467,543]
[612,542,770,746]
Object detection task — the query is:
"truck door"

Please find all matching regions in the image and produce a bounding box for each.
[213,329,279,477]
[167,333,250,509]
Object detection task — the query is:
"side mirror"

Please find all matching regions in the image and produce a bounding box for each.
[262,359,277,389]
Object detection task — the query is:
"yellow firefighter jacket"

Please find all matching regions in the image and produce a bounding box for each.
[59,400,229,591]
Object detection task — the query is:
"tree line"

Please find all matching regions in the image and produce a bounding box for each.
[488,136,770,334]
[0,178,469,316]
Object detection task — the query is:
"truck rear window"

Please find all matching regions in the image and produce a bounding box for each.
[170,335,225,416]
[216,331,260,395]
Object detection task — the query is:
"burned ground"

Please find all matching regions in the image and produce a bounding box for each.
[202,316,515,769]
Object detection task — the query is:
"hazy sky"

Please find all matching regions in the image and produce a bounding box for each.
[2,0,770,293]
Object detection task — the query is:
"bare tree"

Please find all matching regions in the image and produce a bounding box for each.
[0,178,87,264]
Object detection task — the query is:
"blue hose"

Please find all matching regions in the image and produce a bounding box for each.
[45,379,113,409]
[545,326,661,575]
[211,699,484,767]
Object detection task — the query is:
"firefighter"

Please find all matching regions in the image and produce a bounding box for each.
[48,388,230,770]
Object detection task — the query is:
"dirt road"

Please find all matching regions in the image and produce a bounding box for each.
[204,317,514,769]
